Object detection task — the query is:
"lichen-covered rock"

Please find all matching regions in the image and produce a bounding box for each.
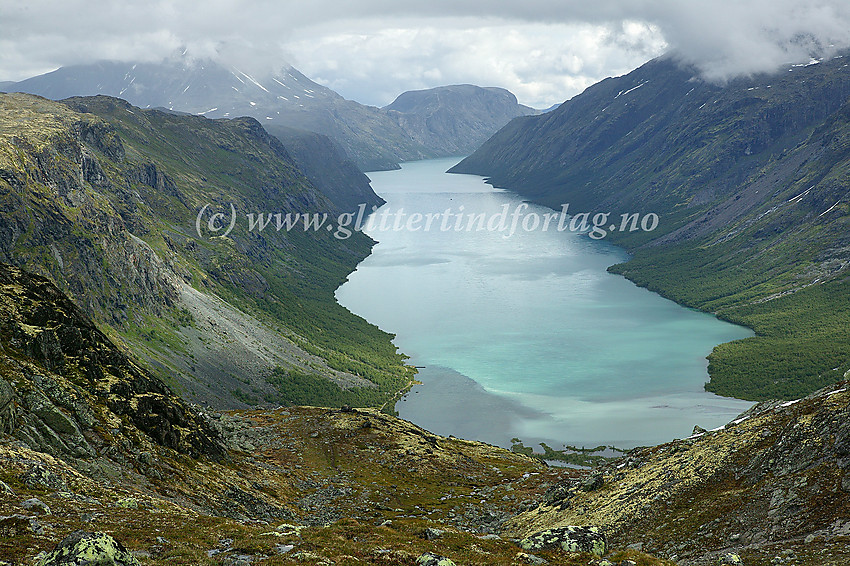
[416,553,457,566]
[113,497,139,509]
[515,552,548,565]
[720,553,744,566]
[36,531,140,566]
[25,390,78,435]
[0,514,42,537]
[421,527,444,540]
[21,497,51,515]
[519,525,607,556]
[21,464,67,491]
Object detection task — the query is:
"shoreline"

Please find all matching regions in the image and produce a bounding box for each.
[342,157,756,449]
[395,363,754,451]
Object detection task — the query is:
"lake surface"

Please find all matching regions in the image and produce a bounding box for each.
[336,157,754,450]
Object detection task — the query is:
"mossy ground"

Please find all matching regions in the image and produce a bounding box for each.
[509,385,850,566]
[0,407,677,565]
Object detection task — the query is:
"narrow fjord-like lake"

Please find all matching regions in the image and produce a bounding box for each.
[336,158,753,450]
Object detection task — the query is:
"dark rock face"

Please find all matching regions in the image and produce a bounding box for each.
[519,525,608,555]
[0,377,13,435]
[0,98,180,325]
[580,471,604,492]
[0,262,225,460]
[36,531,140,566]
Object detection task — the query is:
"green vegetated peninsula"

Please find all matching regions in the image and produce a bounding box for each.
[0,92,414,411]
[451,54,850,401]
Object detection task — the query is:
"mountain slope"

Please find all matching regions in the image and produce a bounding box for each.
[0,92,414,410]
[451,54,850,400]
[4,59,537,170]
[263,124,383,212]
[383,84,538,156]
[508,380,850,565]
[3,60,415,172]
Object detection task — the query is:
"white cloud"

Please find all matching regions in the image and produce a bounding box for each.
[652,0,850,81]
[283,19,666,107]
[2,1,850,107]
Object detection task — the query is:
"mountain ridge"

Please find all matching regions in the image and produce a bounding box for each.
[383,84,539,156]
[4,59,537,171]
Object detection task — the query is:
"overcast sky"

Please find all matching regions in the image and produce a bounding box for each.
[3,1,850,108]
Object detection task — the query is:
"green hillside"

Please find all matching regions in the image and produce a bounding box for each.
[452,55,850,400]
[0,93,415,410]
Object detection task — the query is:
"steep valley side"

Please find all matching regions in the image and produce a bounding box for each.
[451,54,850,400]
[0,92,414,410]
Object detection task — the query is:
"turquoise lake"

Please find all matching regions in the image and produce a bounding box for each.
[335,157,754,450]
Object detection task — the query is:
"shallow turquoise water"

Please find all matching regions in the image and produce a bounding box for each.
[336,157,754,449]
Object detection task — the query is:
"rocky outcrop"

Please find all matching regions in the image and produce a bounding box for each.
[519,525,608,556]
[0,262,225,460]
[36,531,140,566]
[0,377,13,435]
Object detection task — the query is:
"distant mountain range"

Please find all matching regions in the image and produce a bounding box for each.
[452,53,850,401]
[3,59,537,170]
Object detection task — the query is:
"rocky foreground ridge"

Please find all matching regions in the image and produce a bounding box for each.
[0,262,848,565]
